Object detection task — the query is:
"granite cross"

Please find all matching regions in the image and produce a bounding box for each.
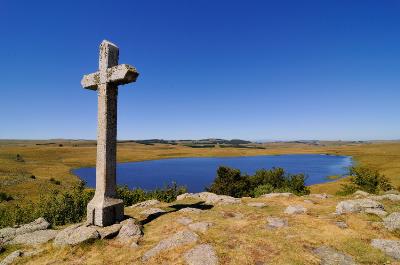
[81,40,139,226]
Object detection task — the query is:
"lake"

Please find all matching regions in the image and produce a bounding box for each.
[73,154,352,192]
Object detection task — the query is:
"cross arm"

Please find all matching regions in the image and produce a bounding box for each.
[81,64,139,90]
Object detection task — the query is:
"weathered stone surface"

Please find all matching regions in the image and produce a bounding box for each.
[247,202,266,208]
[53,224,100,246]
[95,223,122,239]
[129,199,160,208]
[369,194,400,202]
[140,208,166,216]
[353,190,369,197]
[383,212,400,231]
[188,222,213,233]
[364,208,387,217]
[178,208,203,214]
[284,205,307,215]
[7,229,58,245]
[116,218,142,245]
[385,190,400,195]
[335,199,384,215]
[184,244,218,265]
[0,250,22,265]
[310,193,332,199]
[371,239,400,260]
[313,246,356,265]
[177,192,240,205]
[266,217,288,229]
[261,192,293,198]
[177,217,193,225]
[335,221,348,229]
[0,217,50,243]
[142,230,199,261]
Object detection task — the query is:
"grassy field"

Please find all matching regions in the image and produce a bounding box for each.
[1,140,400,205]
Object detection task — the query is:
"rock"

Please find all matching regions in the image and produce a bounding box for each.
[0,217,50,243]
[177,192,241,205]
[261,192,293,198]
[371,239,400,260]
[184,244,218,265]
[95,223,122,239]
[128,199,160,208]
[383,212,400,231]
[247,202,266,208]
[140,208,166,216]
[310,193,332,199]
[177,217,193,225]
[142,230,199,261]
[188,222,213,233]
[353,190,370,197]
[385,190,400,195]
[284,205,307,215]
[53,224,100,246]
[369,194,400,202]
[335,221,348,229]
[335,199,384,215]
[313,246,356,265]
[364,208,387,217]
[178,208,203,214]
[0,250,22,265]
[266,217,288,229]
[116,218,142,245]
[7,229,58,245]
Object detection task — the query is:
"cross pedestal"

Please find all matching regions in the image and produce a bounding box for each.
[81,40,139,227]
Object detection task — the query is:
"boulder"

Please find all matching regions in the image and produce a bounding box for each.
[53,224,100,246]
[247,202,266,208]
[140,208,166,216]
[313,246,356,265]
[178,208,203,214]
[335,199,384,215]
[188,222,213,233]
[383,212,400,231]
[0,217,50,243]
[96,223,122,239]
[177,192,241,205]
[7,229,58,245]
[266,217,288,229]
[184,244,218,265]
[177,217,193,225]
[128,199,160,208]
[364,208,387,217]
[0,250,22,265]
[371,239,400,260]
[116,218,142,246]
[310,193,332,199]
[284,205,307,215]
[261,192,293,198]
[142,230,199,261]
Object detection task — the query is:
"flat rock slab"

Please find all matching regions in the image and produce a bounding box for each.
[247,202,266,208]
[184,244,218,265]
[0,217,50,243]
[383,212,400,231]
[53,224,100,246]
[336,199,384,215]
[177,217,193,225]
[7,229,58,245]
[261,192,293,198]
[353,190,370,197]
[96,223,122,239]
[129,199,160,208]
[371,239,400,260]
[266,217,288,229]
[140,208,166,216]
[116,218,142,246]
[0,250,22,265]
[188,222,213,233]
[178,208,204,214]
[313,246,356,265]
[142,230,199,261]
[177,192,241,205]
[364,208,388,217]
[284,205,307,215]
[310,193,332,199]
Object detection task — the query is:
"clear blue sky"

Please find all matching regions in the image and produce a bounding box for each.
[0,0,399,141]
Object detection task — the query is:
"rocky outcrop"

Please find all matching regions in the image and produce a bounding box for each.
[177,217,193,225]
[142,230,199,261]
[188,222,213,233]
[53,224,100,246]
[383,212,400,231]
[139,208,166,216]
[177,192,241,205]
[369,194,400,202]
[96,223,122,239]
[309,193,332,199]
[184,244,218,265]
[261,192,293,198]
[266,217,288,229]
[371,239,400,260]
[335,199,384,215]
[364,208,387,217]
[353,190,369,197]
[116,218,142,247]
[0,250,22,265]
[128,199,160,208]
[178,208,204,214]
[6,229,58,245]
[0,218,50,243]
[247,202,266,208]
[313,246,356,265]
[284,205,307,215]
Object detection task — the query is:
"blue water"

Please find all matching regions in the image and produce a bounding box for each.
[73,154,352,192]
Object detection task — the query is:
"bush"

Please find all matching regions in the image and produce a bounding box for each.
[49,178,61,185]
[0,192,13,202]
[207,166,310,197]
[337,166,393,195]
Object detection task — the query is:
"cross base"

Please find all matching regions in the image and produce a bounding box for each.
[87,196,124,227]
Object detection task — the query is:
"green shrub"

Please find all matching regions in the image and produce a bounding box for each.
[206,166,251,197]
[337,166,393,195]
[0,192,13,202]
[253,184,274,197]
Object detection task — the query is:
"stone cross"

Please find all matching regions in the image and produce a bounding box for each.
[81,40,139,227]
